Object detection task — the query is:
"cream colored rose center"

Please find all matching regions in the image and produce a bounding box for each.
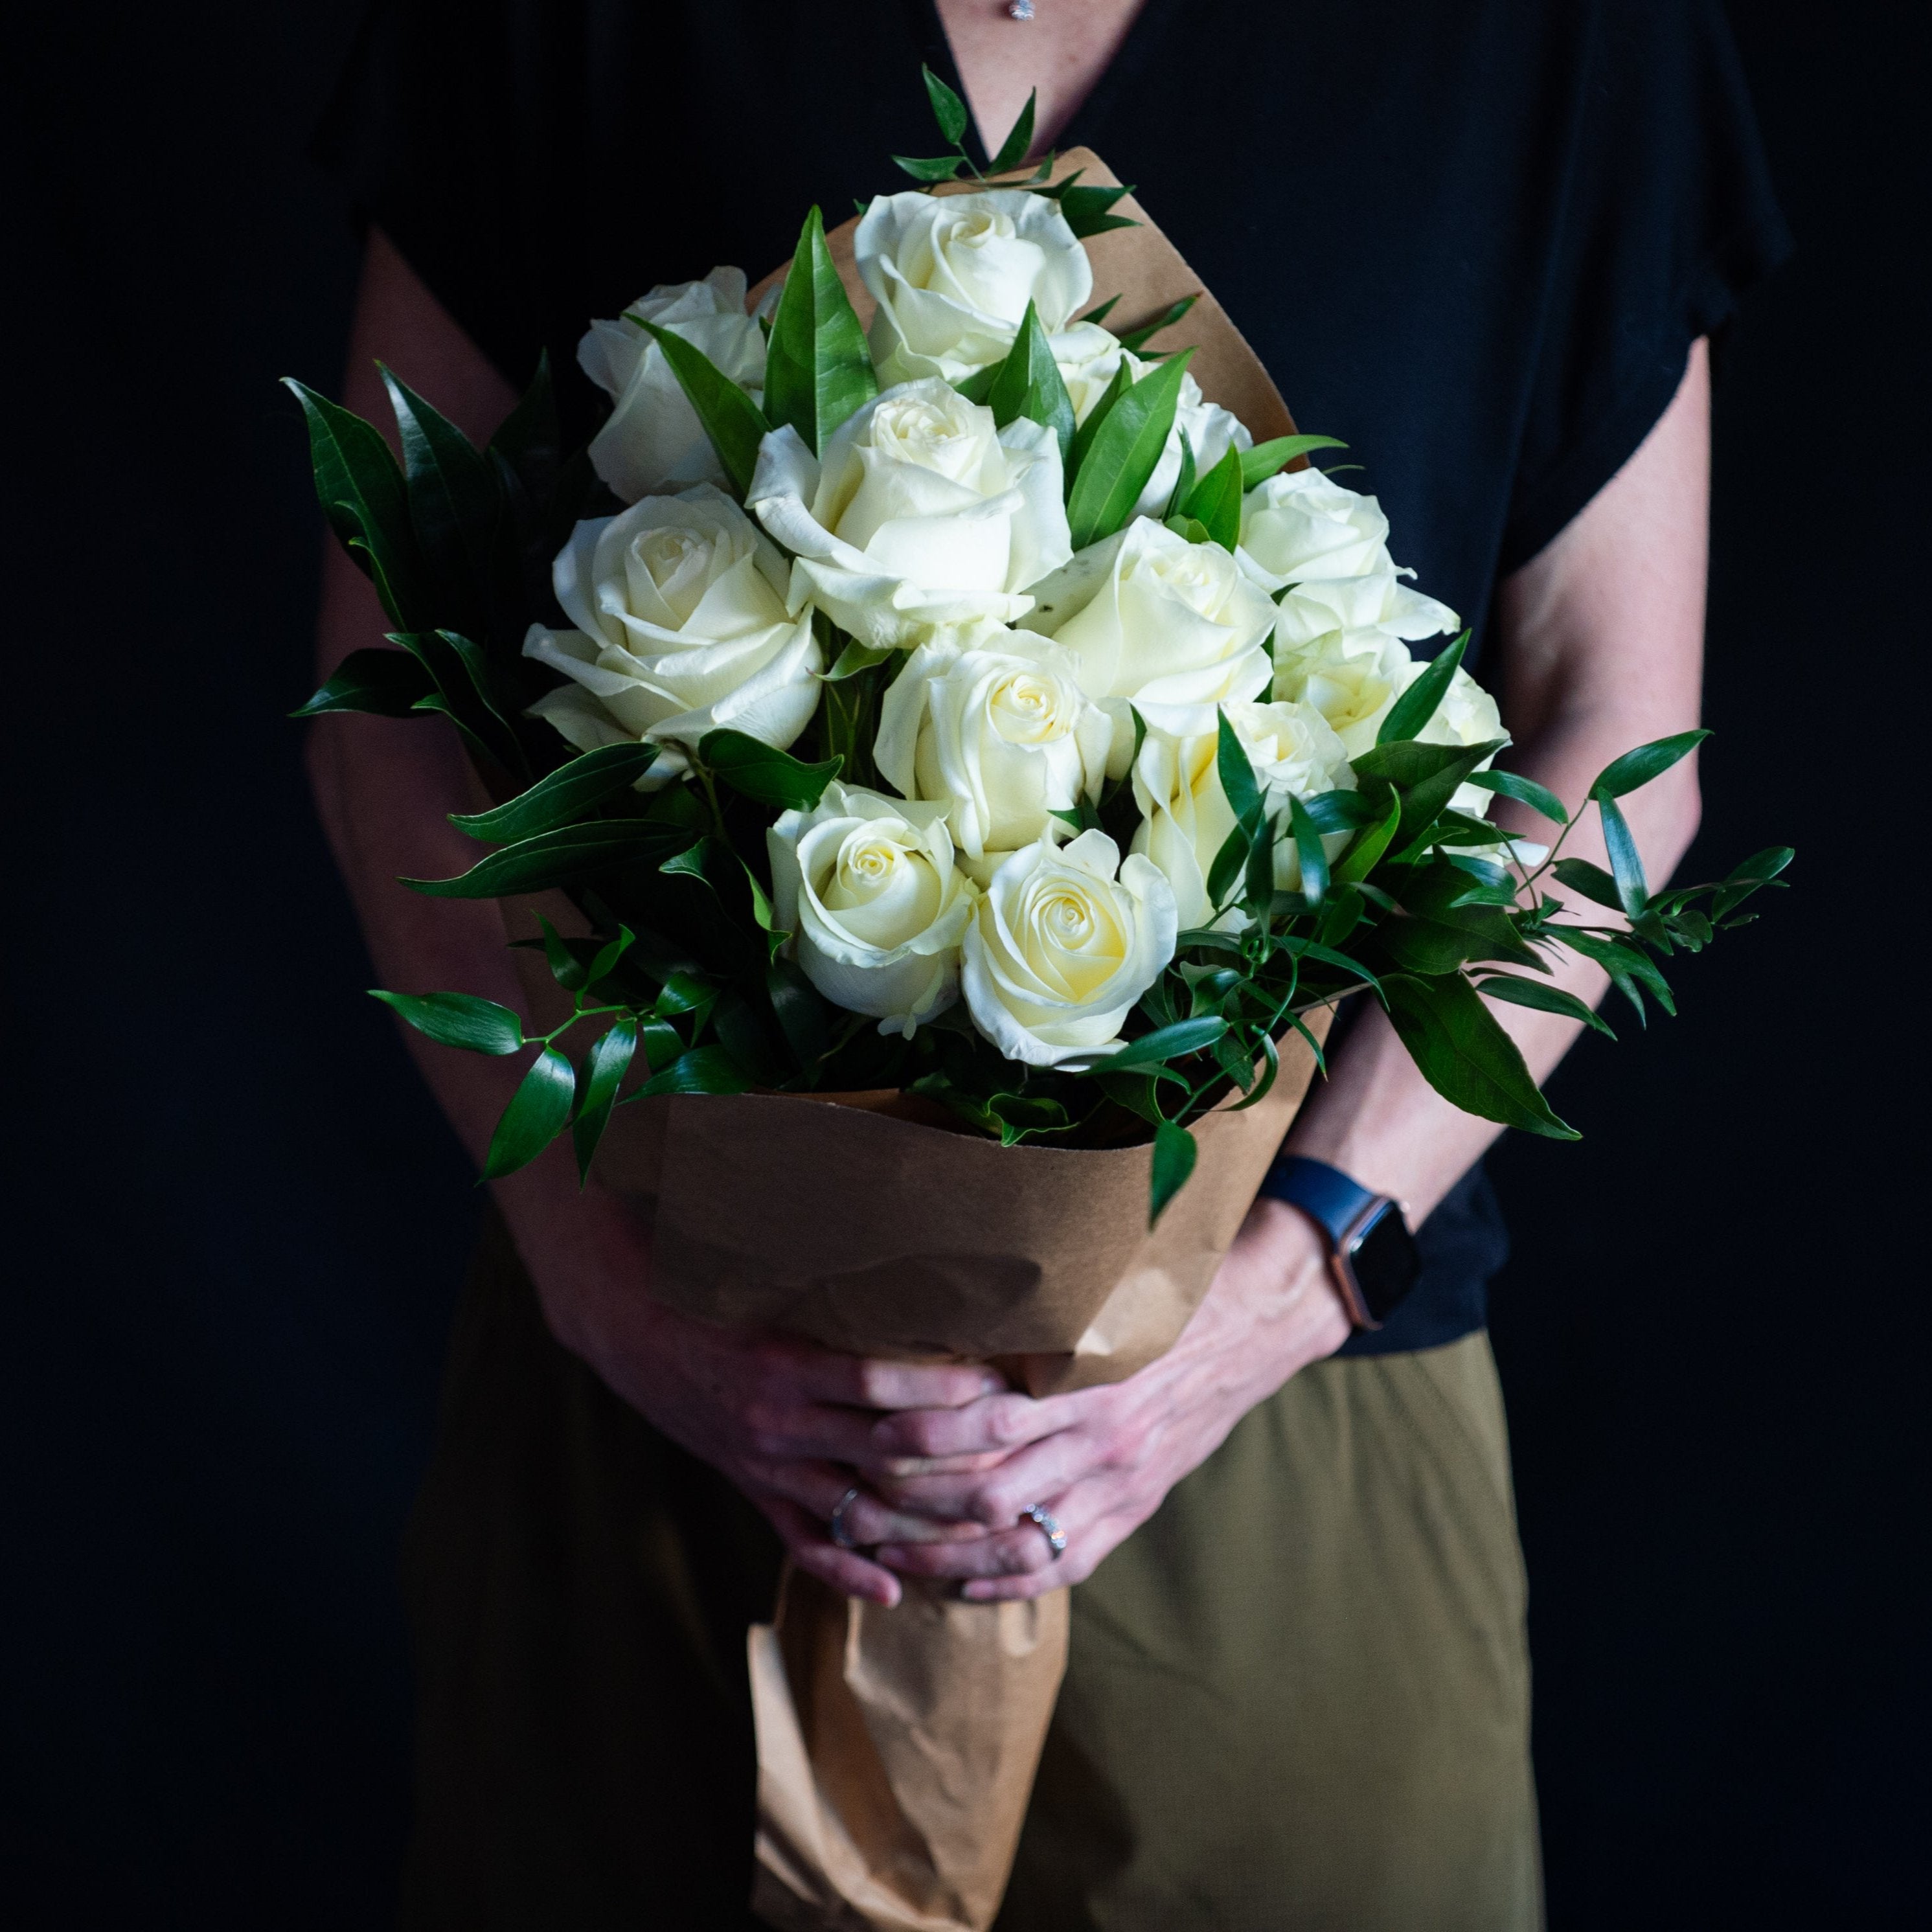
[1137,548,1227,618]
[1016,876,1127,1000]
[631,526,723,626]
[1304,658,1395,735]
[987,672,1069,745]
[869,394,985,484]
[820,828,942,948]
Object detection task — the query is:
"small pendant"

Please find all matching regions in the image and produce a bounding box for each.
[1008,1,1036,19]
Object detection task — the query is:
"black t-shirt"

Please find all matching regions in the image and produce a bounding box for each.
[315,0,1788,1355]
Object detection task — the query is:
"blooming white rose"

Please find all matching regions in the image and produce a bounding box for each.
[578,269,767,503]
[857,189,1093,388]
[1270,630,1416,759]
[962,830,1178,1067]
[749,379,1071,647]
[523,484,820,781]
[1019,517,1276,769]
[1131,701,1356,928]
[1052,325,1253,521]
[874,630,1112,875]
[1272,567,1460,661]
[1237,469,1406,589]
[767,782,979,1036]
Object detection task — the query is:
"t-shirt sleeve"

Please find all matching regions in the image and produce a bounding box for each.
[1499,0,1791,572]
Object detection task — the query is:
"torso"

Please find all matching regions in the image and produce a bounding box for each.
[933,0,1148,155]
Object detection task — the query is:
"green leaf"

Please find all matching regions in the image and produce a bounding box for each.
[1058,182,1139,238]
[1065,356,1133,479]
[1115,295,1198,354]
[986,300,1076,460]
[1597,794,1649,917]
[1078,293,1123,327]
[488,350,562,504]
[1206,806,1261,909]
[449,742,661,843]
[369,989,525,1055]
[1301,788,1379,834]
[922,63,968,144]
[1165,427,1197,521]
[825,638,894,681]
[1239,435,1348,490]
[283,378,426,624]
[1149,1120,1199,1226]
[1353,736,1510,854]
[988,88,1036,172]
[766,958,833,1073]
[1590,728,1710,801]
[764,206,878,455]
[1712,845,1795,920]
[635,1044,753,1098]
[1288,793,1329,907]
[1475,975,1616,1039]
[403,820,692,898]
[635,320,771,497]
[1377,632,1470,746]
[387,630,521,774]
[1065,349,1194,550]
[1551,858,1624,913]
[1558,929,1676,1023]
[1178,439,1243,552]
[699,727,842,810]
[892,152,966,183]
[1333,790,1402,884]
[1163,514,1212,545]
[291,646,433,719]
[571,1019,638,1181]
[1466,768,1569,824]
[1216,709,1262,822]
[379,363,502,626]
[484,1047,578,1177]
[1083,1016,1229,1072]
[1381,973,1578,1139]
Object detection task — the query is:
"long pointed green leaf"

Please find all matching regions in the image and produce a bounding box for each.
[635,320,771,497]
[1179,439,1243,552]
[1216,709,1262,822]
[699,727,842,810]
[988,89,1036,172]
[1590,729,1710,801]
[1083,1016,1229,1073]
[1466,768,1569,824]
[380,364,503,628]
[1065,350,1194,549]
[1597,794,1649,916]
[369,990,525,1055]
[1378,633,1471,745]
[404,820,694,898]
[484,1047,578,1178]
[1288,793,1329,906]
[292,646,433,719]
[283,378,426,623]
[1381,973,1579,1139]
[488,350,562,504]
[450,742,661,843]
[922,63,968,144]
[573,1019,638,1181]
[1475,975,1616,1038]
[1115,295,1198,354]
[1065,357,1133,479]
[764,206,878,455]
[986,299,1075,460]
[1149,1120,1199,1226]
[1239,435,1348,490]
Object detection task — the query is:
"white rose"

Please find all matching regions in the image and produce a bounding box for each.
[1396,657,1509,818]
[1019,517,1276,769]
[1053,326,1253,521]
[874,630,1112,874]
[523,484,820,780]
[857,189,1093,388]
[1131,701,1357,928]
[1272,567,1460,661]
[962,830,1178,1067]
[767,782,978,1036]
[749,379,1071,647]
[578,269,767,503]
[1270,630,1416,759]
[1237,469,1405,589]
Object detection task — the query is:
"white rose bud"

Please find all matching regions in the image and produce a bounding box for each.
[578,269,766,503]
[1237,469,1405,589]
[857,189,1093,389]
[1053,325,1253,520]
[962,830,1179,1068]
[524,484,820,780]
[874,630,1112,875]
[1271,630,1416,759]
[1131,701,1357,928]
[749,379,1072,648]
[767,783,979,1037]
[1020,517,1277,771]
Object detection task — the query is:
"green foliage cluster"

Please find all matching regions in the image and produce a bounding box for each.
[289,75,1791,1220]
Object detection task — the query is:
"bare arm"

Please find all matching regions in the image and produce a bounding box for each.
[308,233,1004,1607]
[874,345,1713,1598]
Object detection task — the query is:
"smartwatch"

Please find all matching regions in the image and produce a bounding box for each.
[1259,1155,1420,1330]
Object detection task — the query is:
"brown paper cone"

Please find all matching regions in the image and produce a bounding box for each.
[494,151,1319,1932]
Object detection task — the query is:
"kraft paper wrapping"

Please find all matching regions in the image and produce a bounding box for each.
[492,152,1321,1931]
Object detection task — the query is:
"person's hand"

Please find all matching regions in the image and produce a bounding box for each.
[505,1177,1005,1607]
[861,1198,1352,1600]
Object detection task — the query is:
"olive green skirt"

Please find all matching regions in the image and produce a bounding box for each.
[398,1212,1540,1930]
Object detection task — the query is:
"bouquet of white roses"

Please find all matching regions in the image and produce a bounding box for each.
[291,71,1788,1932]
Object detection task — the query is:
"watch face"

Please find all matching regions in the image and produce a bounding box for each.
[1349,1201,1421,1322]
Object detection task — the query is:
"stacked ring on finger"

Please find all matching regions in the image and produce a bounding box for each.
[830,1485,863,1549]
[1019,1503,1067,1559]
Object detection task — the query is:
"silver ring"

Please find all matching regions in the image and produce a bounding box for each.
[1020,1503,1067,1560]
[829,1485,863,1549]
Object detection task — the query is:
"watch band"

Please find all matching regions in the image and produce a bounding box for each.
[1258,1154,1420,1330]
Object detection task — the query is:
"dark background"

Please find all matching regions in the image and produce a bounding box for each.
[3,3,1924,1924]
